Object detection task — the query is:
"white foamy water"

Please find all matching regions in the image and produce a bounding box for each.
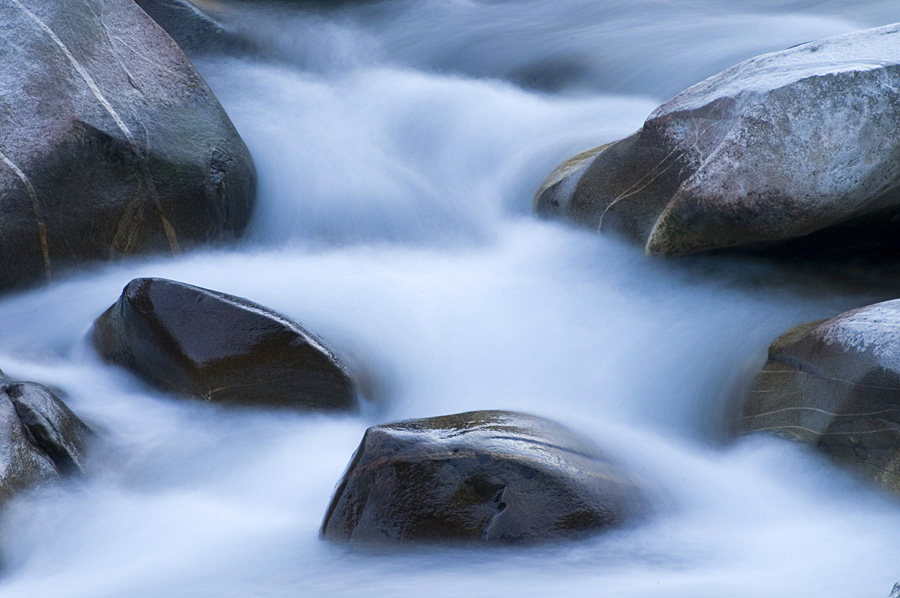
[1,1,899,596]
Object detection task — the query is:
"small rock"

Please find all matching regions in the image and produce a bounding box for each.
[321,410,643,544]
[0,370,92,503]
[92,278,357,411]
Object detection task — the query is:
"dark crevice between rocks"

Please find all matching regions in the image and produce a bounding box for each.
[700,202,900,265]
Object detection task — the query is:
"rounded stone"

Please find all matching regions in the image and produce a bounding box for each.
[92,277,357,411]
[322,410,644,544]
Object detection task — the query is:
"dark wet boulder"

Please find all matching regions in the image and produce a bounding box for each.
[321,410,643,544]
[134,0,256,55]
[536,23,900,258]
[0,0,255,292]
[0,370,92,503]
[741,299,900,493]
[92,278,357,411]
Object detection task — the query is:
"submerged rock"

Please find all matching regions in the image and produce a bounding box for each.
[92,278,357,411]
[134,0,256,55]
[741,300,900,493]
[0,0,255,292]
[0,370,92,503]
[321,410,643,544]
[536,23,900,257]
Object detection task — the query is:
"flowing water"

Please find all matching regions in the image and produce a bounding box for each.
[1,1,900,596]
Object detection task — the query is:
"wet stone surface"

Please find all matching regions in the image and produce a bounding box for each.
[92,277,357,411]
[0,369,92,504]
[322,410,645,544]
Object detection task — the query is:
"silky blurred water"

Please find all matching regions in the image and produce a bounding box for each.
[1,1,899,596]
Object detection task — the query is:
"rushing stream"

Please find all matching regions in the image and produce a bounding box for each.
[2,1,900,596]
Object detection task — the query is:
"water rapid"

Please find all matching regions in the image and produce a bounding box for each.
[1,1,900,596]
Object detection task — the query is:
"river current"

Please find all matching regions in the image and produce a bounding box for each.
[1,1,899,596]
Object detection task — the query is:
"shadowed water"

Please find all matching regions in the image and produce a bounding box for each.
[0,1,899,596]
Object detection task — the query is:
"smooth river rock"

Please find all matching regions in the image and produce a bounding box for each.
[536,23,900,257]
[321,410,643,544]
[741,299,900,493]
[92,278,357,411]
[0,0,256,292]
[0,370,92,503]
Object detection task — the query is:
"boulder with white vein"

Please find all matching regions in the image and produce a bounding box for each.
[536,23,900,257]
[0,0,256,291]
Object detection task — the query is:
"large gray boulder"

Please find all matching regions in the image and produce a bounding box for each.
[741,299,900,494]
[536,24,900,257]
[92,278,358,411]
[0,0,255,291]
[0,370,92,504]
[321,410,644,544]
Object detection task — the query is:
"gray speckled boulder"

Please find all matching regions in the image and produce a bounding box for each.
[0,370,92,503]
[742,299,900,493]
[536,23,900,257]
[321,410,644,544]
[92,278,357,411]
[0,0,255,291]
